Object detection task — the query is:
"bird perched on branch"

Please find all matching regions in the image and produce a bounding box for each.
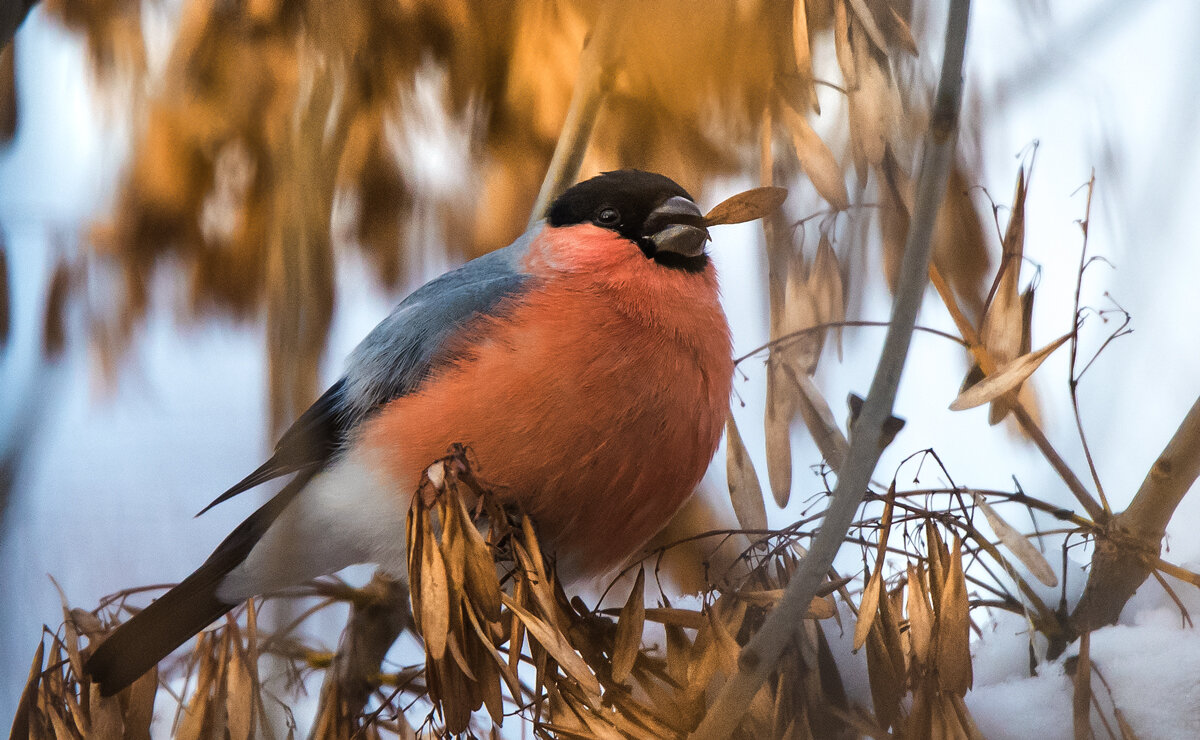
[85,169,734,695]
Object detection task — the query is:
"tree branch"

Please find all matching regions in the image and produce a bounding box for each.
[1069,394,1200,634]
[689,2,972,736]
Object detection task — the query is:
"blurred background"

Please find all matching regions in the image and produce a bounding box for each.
[3,0,1200,733]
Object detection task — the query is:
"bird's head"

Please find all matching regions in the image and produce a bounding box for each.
[547,169,710,272]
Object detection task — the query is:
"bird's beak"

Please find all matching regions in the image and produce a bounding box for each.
[646,196,710,259]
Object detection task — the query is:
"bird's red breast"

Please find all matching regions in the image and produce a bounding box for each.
[357,223,733,576]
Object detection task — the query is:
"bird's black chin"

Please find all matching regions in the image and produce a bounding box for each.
[641,244,708,272]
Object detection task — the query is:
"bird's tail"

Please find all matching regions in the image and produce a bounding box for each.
[84,556,236,695]
[85,473,312,696]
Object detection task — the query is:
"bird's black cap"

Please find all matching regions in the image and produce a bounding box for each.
[548,170,709,271]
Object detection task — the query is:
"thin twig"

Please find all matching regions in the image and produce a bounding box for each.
[1068,171,1111,513]
[690,3,972,736]
[733,320,968,366]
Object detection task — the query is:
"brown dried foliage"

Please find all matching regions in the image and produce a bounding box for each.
[25,427,1193,739]
[26,0,996,433]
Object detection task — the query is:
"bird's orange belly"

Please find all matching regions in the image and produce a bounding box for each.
[357,294,730,577]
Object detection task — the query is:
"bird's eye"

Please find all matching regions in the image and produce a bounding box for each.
[594,206,620,227]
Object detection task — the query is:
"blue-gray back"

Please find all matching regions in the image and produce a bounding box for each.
[199,225,537,513]
[341,226,535,416]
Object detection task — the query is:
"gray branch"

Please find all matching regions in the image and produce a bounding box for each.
[689,2,973,736]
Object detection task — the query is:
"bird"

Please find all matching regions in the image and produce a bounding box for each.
[84,169,734,696]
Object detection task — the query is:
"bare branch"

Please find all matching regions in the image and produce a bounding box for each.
[1070,394,1200,635]
[690,2,972,736]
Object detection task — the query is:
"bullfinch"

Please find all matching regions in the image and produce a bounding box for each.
[85,169,734,695]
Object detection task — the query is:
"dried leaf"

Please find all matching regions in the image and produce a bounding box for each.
[854,481,897,650]
[118,666,158,740]
[808,234,845,351]
[11,639,45,740]
[703,186,788,226]
[726,412,769,527]
[935,537,973,695]
[793,372,849,472]
[443,629,477,682]
[1020,286,1035,356]
[932,165,991,319]
[980,167,1029,423]
[175,642,214,740]
[44,698,78,740]
[782,257,822,374]
[847,0,889,54]
[501,595,601,697]
[846,30,897,183]
[666,623,697,701]
[455,494,503,623]
[973,493,1058,587]
[853,565,882,651]
[520,515,551,588]
[513,539,568,636]
[833,0,857,89]
[958,695,990,740]
[878,581,907,687]
[644,607,708,631]
[474,648,502,726]
[608,687,682,740]
[464,604,522,712]
[926,521,947,612]
[418,509,450,661]
[611,568,646,683]
[432,655,472,734]
[782,106,849,210]
[406,499,424,636]
[567,695,626,740]
[765,361,796,508]
[950,333,1070,412]
[906,564,933,665]
[226,654,253,740]
[508,578,526,678]
[791,0,818,112]
[62,678,88,735]
[881,4,919,56]
[707,604,743,677]
[875,480,896,572]
[441,494,467,603]
[864,617,904,730]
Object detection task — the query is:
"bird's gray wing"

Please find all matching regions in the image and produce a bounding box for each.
[197,228,536,514]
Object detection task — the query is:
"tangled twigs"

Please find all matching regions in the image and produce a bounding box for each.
[309,574,412,739]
